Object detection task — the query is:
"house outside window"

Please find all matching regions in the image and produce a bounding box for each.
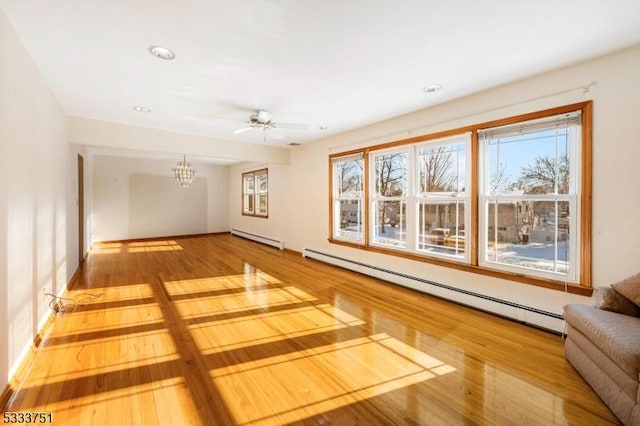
[479,111,582,282]
[371,149,409,249]
[415,135,470,261]
[242,169,268,217]
[331,154,364,242]
[327,102,592,292]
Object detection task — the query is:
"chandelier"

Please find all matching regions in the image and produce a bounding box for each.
[172,155,196,188]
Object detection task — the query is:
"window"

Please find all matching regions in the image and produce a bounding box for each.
[367,134,470,259]
[331,154,364,242]
[328,102,592,292]
[479,112,582,282]
[415,135,470,261]
[369,133,471,260]
[371,149,409,249]
[242,169,268,217]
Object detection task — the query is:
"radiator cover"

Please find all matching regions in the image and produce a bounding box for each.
[302,248,565,334]
[231,229,284,250]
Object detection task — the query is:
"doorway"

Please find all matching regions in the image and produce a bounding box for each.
[77,154,84,263]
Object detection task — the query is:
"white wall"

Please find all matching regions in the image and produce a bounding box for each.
[204,164,231,233]
[129,174,207,238]
[0,8,73,392]
[92,155,229,241]
[229,44,640,322]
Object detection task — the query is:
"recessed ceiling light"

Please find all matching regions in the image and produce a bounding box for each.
[133,106,151,113]
[423,84,443,93]
[148,45,175,60]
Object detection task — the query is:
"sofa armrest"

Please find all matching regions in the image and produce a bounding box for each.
[564,304,640,379]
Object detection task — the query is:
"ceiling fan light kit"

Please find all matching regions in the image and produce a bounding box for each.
[232,110,310,142]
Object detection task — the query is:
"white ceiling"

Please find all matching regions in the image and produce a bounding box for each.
[3,0,640,157]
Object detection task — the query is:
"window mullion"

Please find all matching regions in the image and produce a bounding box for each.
[330,102,590,289]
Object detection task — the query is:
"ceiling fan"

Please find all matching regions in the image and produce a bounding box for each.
[233,110,309,140]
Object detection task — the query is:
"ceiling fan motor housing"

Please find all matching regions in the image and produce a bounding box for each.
[249,110,276,128]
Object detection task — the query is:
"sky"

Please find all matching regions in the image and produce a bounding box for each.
[485,128,572,191]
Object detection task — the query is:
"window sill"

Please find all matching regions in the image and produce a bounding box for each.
[328,238,592,296]
[242,213,269,219]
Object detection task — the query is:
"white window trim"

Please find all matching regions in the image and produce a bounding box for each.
[327,102,591,291]
[332,154,364,243]
[413,134,471,263]
[478,114,582,283]
[369,147,412,251]
[367,134,471,261]
[242,169,268,218]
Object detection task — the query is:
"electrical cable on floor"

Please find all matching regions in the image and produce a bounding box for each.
[45,292,103,316]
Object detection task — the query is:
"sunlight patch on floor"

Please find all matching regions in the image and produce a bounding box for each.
[211,332,454,425]
[89,242,122,254]
[128,240,183,253]
[163,272,283,297]
[26,377,191,424]
[190,304,363,354]
[172,286,317,320]
[164,269,455,425]
[21,323,180,388]
[89,240,184,254]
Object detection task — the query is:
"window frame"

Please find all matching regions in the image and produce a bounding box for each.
[330,153,365,243]
[414,134,471,263]
[327,102,592,295]
[478,113,582,283]
[242,168,268,218]
[370,147,411,251]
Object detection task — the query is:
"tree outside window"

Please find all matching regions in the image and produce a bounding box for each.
[480,112,581,282]
[327,102,591,290]
[332,155,364,242]
[416,138,469,260]
[372,151,408,248]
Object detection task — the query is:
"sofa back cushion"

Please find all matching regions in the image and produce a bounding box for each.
[594,286,640,317]
[612,272,640,309]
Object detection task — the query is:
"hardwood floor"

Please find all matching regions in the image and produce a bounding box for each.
[3,234,618,425]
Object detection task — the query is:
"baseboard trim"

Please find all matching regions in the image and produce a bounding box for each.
[1,323,50,411]
[230,229,284,250]
[2,265,81,410]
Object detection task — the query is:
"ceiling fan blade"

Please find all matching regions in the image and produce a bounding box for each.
[233,126,253,135]
[276,122,309,131]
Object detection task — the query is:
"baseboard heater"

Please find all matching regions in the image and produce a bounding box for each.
[231,229,284,250]
[302,248,565,334]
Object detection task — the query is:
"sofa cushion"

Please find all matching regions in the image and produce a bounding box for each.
[564,304,640,378]
[612,272,640,308]
[594,286,640,317]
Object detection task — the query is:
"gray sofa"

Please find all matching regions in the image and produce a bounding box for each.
[564,277,640,425]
